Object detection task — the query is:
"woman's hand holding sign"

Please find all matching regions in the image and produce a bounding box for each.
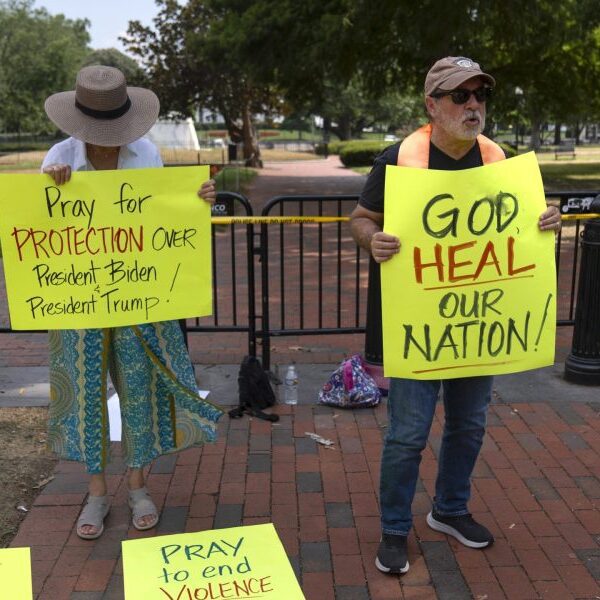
[43,164,71,185]
[198,179,216,205]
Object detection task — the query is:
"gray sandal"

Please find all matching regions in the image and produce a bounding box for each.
[77,495,110,540]
[128,487,159,531]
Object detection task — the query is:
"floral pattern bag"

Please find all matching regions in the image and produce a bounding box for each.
[318,354,381,408]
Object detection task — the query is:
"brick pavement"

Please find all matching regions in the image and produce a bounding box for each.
[11,396,600,599]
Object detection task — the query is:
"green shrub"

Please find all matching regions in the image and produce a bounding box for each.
[314,140,347,156]
[329,140,347,155]
[498,142,517,158]
[339,141,389,167]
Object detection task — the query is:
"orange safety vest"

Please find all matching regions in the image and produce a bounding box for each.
[396,123,505,168]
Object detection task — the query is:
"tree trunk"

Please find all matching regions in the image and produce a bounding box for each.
[328,115,352,141]
[574,121,584,145]
[554,122,561,145]
[223,112,243,144]
[336,115,352,141]
[539,123,548,145]
[323,116,332,142]
[241,101,262,168]
[529,117,541,151]
[354,117,368,138]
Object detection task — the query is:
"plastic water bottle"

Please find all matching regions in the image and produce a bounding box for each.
[284,364,298,405]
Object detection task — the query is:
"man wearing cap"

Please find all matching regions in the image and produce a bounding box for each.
[350,56,561,574]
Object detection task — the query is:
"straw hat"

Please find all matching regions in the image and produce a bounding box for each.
[44,65,160,147]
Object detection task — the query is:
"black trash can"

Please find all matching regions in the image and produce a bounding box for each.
[564,218,600,384]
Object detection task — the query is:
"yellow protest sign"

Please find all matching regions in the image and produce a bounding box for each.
[0,547,33,599]
[382,152,556,379]
[0,166,211,329]
[122,523,305,600]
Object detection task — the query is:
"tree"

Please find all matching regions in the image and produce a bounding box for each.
[224,0,600,149]
[316,77,423,140]
[82,48,145,86]
[123,0,277,167]
[0,0,90,134]
[464,0,600,149]
[337,0,600,149]
[124,0,600,155]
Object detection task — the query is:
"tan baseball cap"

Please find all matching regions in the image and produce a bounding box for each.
[424,56,495,96]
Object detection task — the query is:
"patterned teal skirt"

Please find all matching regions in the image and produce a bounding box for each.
[47,321,223,473]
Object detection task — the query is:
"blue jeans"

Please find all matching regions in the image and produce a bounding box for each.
[380,376,492,535]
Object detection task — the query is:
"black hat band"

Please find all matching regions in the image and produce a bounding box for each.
[75,96,132,120]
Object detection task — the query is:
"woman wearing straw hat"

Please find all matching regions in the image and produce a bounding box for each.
[41,65,223,539]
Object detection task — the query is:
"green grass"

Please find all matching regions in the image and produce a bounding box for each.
[259,129,396,142]
[539,161,600,191]
[200,129,398,143]
[258,129,320,141]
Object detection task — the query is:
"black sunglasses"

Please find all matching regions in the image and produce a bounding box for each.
[431,86,493,104]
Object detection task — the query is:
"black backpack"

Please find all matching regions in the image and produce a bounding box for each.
[228,356,279,422]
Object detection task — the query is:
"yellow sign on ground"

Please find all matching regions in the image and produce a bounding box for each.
[0,547,33,599]
[0,166,212,329]
[122,523,305,600]
[382,152,556,379]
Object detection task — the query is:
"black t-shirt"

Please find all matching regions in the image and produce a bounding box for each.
[359,140,486,212]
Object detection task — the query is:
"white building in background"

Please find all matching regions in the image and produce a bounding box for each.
[146,117,200,151]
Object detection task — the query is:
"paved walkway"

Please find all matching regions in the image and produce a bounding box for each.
[3,156,600,599]
[10,366,600,600]
[247,155,366,206]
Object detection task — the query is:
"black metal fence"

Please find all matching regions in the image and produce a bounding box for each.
[258,195,366,369]
[549,191,594,325]
[183,192,256,357]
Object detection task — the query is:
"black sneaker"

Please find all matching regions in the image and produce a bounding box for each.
[427,510,494,548]
[375,533,409,574]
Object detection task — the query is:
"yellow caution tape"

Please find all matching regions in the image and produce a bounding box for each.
[211,216,350,224]
[560,213,600,221]
[212,214,599,225]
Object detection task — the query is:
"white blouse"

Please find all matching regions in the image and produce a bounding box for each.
[41,136,163,171]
